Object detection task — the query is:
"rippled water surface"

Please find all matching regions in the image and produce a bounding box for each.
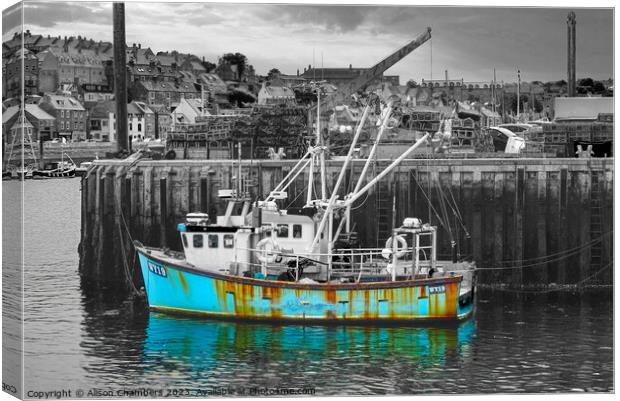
[3,179,614,396]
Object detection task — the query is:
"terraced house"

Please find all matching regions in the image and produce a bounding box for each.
[4,48,39,98]
[39,94,87,140]
[38,45,109,93]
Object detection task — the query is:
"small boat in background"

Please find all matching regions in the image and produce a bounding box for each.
[33,160,76,178]
[75,161,93,177]
[33,147,77,178]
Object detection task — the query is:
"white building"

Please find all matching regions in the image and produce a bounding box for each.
[172,97,209,124]
[257,82,296,105]
[127,101,155,141]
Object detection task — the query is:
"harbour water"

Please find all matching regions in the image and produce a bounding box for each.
[3,179,613,395]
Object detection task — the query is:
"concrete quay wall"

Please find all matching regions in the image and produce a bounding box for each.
[79,157,614,293]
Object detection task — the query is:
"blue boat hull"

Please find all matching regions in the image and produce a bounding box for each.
[137,247,475,323]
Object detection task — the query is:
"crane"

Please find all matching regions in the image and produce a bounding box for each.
[313,27,432,113]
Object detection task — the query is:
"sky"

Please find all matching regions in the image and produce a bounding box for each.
[2,1,615,84]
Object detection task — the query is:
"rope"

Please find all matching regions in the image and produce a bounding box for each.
[116,203,143,296]
[117,223,142,296]
[472,236,608,271]
[435,176,455,243]
[485,261,613,293]
[412,173,449,231]
[285,185,306,209]
[444,182,470,236]
[496,231,612,266]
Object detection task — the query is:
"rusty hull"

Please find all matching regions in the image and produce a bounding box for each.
[138,247,470,323]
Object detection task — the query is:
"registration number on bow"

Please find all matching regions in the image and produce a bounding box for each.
[429,285,445,294]
[147,261,167,277]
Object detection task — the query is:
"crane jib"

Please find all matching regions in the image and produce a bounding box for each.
[313,27,432,112]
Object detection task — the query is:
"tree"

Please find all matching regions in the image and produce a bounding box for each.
[578,78,594,87]
[220,52,248,79]
[406,79,418,88]
[267,68,281,80]
[201,60,216,73]
[592,81,606,93]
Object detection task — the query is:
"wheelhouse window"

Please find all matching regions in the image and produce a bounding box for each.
[193,234,203,248]
[277,224,289,238]
[262,224,272,236]
[182,234,188,247]
[208,234,219,248]
[293,224,302,239]
[223,234,234,248]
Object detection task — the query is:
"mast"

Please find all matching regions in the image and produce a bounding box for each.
[517,69,521,120]
[345,101,393,232]
[317,87,327,200]
[308,102,383,253]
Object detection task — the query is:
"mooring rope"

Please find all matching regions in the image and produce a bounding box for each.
[495,230,612,266]
[116,203,143,297]
[117,222,142,296]
[483,261,613,293]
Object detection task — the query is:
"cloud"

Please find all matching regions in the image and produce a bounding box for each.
[264,5,377,33]
[2,3,22,37]
[14,3,613,83]
[23,1,111,28]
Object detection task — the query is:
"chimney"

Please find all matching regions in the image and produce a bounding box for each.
[26,29,30,36]
[132,43,136,49]
[445,70,448,82]
[138,43,141,49]
[567,11,577,97]
[349,64,352,69]
[297,69,299,77]
[47,34,50,39]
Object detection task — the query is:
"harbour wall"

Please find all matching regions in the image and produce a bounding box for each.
[78,158,614,293]
[4,142,117,165]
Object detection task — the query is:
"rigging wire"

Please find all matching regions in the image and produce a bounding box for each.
[434,175,455,243]
[412,172,449,232]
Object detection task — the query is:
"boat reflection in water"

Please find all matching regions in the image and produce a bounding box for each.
[142,313,476,394]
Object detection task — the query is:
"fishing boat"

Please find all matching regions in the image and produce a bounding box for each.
[33,149,76,178]
[33,161,76,178]
[135,95,476,323]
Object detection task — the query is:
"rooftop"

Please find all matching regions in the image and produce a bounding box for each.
[3,104,54,124]
[43,94,86,110]
[138,80,199,93]
[261,83,295,98]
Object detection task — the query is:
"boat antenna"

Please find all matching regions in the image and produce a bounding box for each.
[313,48,315,81]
